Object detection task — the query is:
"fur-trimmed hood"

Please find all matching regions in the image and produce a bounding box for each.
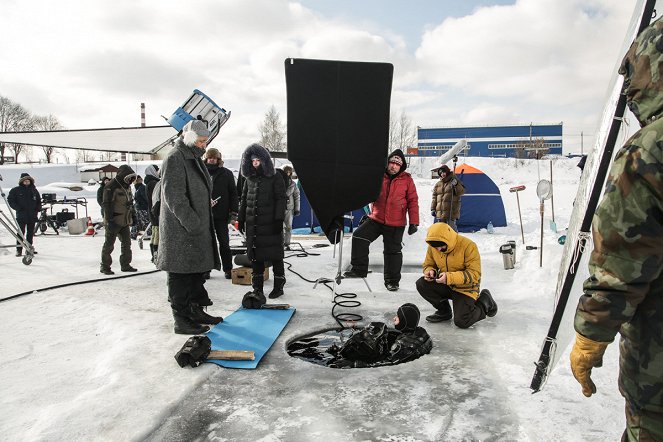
[240,143,275,178]
[17,173,35,186]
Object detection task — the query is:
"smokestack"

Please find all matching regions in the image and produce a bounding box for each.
[140,103,146,127]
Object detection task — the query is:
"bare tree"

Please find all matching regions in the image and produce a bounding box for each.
[32,114,63,163]
[0,96,31,164]
[389,109,416,152]
[258,105,286,152]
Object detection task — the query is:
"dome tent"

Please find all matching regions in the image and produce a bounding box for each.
[454,164,507,232]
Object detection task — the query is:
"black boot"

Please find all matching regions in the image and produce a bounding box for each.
[189,304,223,325]
[173,310,210,335]
[426,299,452,322]
[242,273,266,308]
[477,289,498,317]
[268,275,286,299]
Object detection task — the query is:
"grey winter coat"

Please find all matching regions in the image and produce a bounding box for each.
[156,138,220,273]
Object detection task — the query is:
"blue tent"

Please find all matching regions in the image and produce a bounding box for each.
[454,164,507,232]
[293,181,368,233]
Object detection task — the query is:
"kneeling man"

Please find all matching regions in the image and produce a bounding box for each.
[416,223,497,328]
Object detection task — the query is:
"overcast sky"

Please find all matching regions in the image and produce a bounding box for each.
[0,0,643,157]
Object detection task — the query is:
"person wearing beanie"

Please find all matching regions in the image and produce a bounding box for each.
[416,223,497,328]
[7,173,41,256]
[343,149,419,292]
[204,147,238,279]
[157,119,223,334]
[238,143,287,307]
[143,164,160,263]
[431,164,465,232]
[100,164,137,275]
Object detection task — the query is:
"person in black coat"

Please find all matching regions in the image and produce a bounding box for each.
[96,176,110,218]
[143,164,160,262]
[238,143,287,305]
[204,148,238,279]
[7,173,41,256]
[131,175,149,239]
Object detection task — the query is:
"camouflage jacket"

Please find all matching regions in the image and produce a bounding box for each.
[574,21,663,411]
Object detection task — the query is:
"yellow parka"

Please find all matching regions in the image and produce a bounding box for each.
[422,222,481,300]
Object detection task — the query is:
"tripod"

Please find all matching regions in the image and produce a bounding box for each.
[35,207,59,235]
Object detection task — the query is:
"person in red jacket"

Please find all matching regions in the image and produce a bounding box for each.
[344,149,419,291]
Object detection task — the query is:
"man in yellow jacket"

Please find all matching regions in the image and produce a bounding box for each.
[416,223,497,328]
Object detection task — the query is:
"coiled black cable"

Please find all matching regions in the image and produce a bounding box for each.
[283,241,363,327]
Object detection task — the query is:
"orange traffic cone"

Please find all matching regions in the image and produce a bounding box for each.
[85,217,95,236]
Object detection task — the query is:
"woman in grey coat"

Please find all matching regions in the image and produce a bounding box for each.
[157,120,222,334]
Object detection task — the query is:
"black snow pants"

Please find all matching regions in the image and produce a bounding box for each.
[350,218,405,284]
[167,272,212,312]
[415,277,486,328]
[213,218,233,273]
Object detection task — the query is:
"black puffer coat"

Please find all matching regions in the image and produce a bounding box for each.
[238,144,286,262]
[7,175,41,224]
[207,164,238,222]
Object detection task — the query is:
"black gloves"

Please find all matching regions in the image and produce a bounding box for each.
[451,178,458,186]
[430,210,436,217]
[408,224,418,235]
[294,210,300,217]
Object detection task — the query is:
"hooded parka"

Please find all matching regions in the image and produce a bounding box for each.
[431,172,465,221]
[7,174,41,224]
[102,165,135,227]
[422,222,481,300]
[238,144,286,262]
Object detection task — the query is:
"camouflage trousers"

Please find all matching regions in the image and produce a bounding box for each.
[622,401,663,441]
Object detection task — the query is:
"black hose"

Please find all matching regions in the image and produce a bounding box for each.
[0,269,161,303]
[283,241,363,327]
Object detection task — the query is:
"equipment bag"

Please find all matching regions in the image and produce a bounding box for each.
[174,335,211,368]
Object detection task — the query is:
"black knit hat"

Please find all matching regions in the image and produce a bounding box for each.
[395,303,420,332]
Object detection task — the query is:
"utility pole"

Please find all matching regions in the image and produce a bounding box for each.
[580,130,584,155]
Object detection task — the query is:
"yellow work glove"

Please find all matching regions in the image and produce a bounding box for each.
[570,332,610,397]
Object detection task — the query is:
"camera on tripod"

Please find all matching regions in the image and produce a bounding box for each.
[41,193,56,203]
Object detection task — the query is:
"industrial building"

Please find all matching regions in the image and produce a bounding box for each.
[411,123,563,158]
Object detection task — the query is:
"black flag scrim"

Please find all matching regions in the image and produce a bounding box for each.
[285,58,393,243]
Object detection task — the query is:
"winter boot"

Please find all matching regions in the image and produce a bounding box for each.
[251,273,264,296]
[476,289,498,317]
[268,275,286,299]
[242,273,266,309]
[189,304,223,325]
[425,299,453,323]
[173,310,210,335]
[100,267,114,275]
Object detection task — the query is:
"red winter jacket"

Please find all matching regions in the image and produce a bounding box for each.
[369,172,419,227]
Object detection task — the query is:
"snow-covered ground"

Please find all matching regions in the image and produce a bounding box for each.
[0,157,626,441]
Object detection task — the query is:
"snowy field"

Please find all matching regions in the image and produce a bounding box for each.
[0,157,626,441]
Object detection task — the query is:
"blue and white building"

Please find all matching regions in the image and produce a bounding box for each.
[413,123,563,158]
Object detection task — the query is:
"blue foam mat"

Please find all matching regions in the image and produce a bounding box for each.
[206,307,296,369]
